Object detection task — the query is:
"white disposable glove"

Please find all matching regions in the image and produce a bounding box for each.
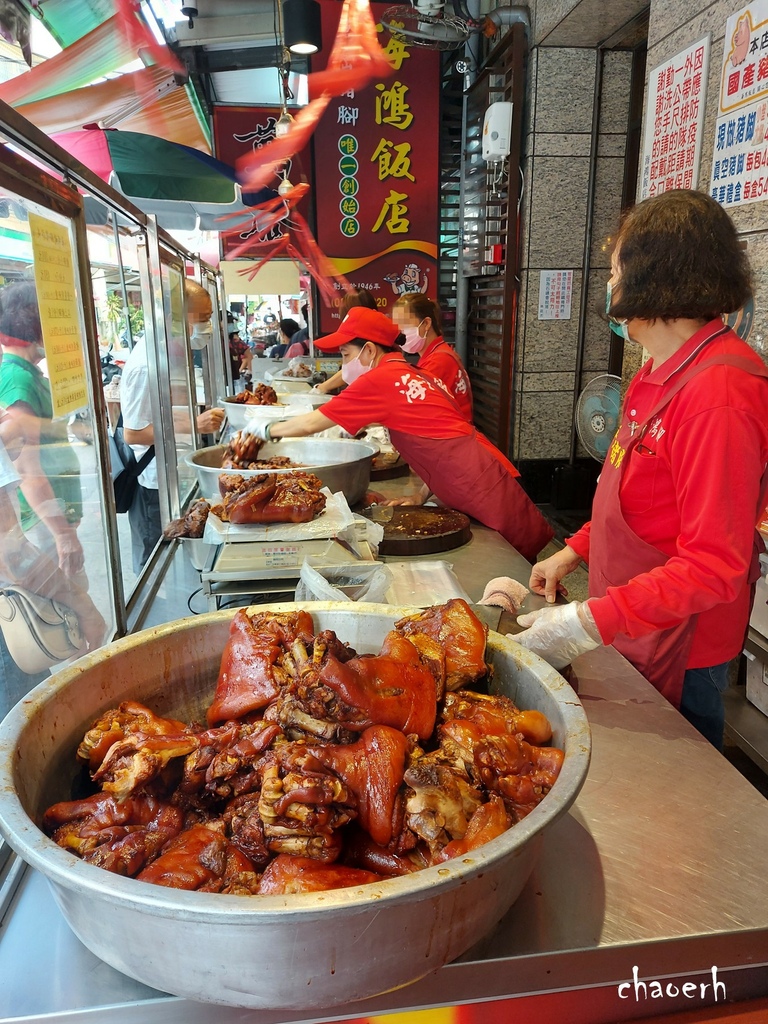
[242,420,283,441]
[511,601,602,669]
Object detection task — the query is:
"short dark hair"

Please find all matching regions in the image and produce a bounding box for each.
[0,280,41,343]
[393,292,443,334]
[279,318,300,339]
[610,190,752,322]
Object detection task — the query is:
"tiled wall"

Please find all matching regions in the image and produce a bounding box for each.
[511,0,768,464]
[513,46,633,461]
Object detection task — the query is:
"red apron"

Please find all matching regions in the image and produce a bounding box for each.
[389,428,554,562]
[589,350,768,708]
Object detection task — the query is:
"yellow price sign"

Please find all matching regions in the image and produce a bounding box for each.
[28,212,88,418]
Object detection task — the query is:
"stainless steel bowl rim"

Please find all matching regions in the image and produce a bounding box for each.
[0,602,590,924]
[185,438,380,475]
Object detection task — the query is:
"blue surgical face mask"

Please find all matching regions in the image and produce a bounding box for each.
[606,281,630,342]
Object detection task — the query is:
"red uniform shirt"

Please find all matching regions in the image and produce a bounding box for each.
[322,353,553,559]
[418,337,473,422]
[323,351,473,439]
[568,321,768,668]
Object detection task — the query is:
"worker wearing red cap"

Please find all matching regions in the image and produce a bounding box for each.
[241,306,553,562]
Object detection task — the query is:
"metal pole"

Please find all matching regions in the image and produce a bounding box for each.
[569,46,605,466]
[111,213,133,349]
[454,3,482,362]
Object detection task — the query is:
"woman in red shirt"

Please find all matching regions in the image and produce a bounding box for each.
[241,306,553,562]
[391,293,473,421]
[513,190,768,749]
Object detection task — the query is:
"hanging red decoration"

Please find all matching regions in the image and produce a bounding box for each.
[307,0,393,100]
[113,0,185,77]
[223,185,351,306]
[236,97,331,194]
[235,0,393,194]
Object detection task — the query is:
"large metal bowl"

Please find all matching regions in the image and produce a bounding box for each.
[187,438,378,505]
[0,603,591,1010]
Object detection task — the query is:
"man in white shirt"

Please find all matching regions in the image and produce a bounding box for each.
[121,281,223,572]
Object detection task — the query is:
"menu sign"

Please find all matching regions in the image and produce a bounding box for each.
[710,2,768,206]
[640,37,710,200]
[28,212,89,418]
[313,2,440,331]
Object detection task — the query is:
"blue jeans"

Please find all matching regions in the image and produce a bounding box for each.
[128,484,161,574]
[680,662,730,750]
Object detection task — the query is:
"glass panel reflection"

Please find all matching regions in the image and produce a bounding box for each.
[0,190,113,719]
[164,262,198,509]
[85,204,147,593]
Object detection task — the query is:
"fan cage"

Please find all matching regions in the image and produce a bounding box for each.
[381,5,472,49]
[575,375,622,462]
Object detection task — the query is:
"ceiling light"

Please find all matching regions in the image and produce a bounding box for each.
[278,176,294,196]
[283,0,323,55]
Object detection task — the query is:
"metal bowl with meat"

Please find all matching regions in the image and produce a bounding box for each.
[0,602,590,1010]
[187,438,378,505]
[222,393,329,432]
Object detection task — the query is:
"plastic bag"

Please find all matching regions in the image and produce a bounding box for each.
[384,561,471,607]
[294,561,392,603]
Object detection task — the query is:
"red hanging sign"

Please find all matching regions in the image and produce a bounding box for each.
[213,105,312,259]
[312,2,440,331]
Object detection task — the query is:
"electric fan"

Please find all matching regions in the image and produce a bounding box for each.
[574,374,621,462]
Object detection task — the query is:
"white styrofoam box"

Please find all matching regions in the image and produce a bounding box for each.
[751,561,768,639]
[746,654,768,717]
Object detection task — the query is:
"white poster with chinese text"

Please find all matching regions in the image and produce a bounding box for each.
[640,37,710,200]
[710,2,768,206]
[538,271,573,320]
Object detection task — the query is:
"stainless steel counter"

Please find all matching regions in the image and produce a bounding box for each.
[3,477,768,1023]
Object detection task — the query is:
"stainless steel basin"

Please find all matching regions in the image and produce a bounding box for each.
[187,438,378,505]
[0,603,591,1010]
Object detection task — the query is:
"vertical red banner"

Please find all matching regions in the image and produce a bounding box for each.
[313,1,440,330]
[213,106,311,259]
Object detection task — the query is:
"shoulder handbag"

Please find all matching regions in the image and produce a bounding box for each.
[0,585,83,674]
[110,417,155,514]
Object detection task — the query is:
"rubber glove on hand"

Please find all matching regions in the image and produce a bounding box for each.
[242,420,281,441]
[512,601,602,670]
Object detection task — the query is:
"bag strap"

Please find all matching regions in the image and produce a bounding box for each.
[135,445,155,473]
[116,412,155,472]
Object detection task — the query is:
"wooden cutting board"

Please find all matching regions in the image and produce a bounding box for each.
[375,506,472,555]
[370,452,410,480]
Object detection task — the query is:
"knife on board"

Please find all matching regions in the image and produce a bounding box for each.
[470,586,550,636]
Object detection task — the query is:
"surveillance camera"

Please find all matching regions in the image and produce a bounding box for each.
[455,59,471,73]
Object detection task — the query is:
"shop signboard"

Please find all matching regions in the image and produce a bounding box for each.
[28,212,89,418]
[312,3,440,331]
[639,37,710,201]
[709,1,768,206]
[212,106,303,259]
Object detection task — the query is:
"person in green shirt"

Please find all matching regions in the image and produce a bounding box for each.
[0,281,83,576]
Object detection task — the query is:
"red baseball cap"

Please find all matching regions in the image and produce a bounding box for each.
[314,306,402,351]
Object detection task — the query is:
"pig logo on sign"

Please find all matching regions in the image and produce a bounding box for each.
[731,15,751,67]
